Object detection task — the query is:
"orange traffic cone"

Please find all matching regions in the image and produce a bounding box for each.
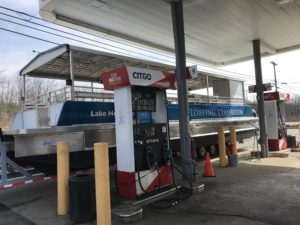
[203,152,215,177]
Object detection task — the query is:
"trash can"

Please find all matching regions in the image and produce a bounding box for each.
[228,154,238,167]
[287,135,296,148]
[69,173,96,223]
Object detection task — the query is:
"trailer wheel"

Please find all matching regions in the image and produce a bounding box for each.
[209,145,217,156]
[198,146,206,159]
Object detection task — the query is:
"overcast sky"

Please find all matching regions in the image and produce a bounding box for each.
[0,0,52,76]
[1,0,300,94]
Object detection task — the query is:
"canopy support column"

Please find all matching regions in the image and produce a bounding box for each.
[252,39,268,158]
[170,0,193,181]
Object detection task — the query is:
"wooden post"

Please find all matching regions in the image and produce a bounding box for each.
[94,143,111,225]
[230,126,237,155]
[218,127,227,167]
[57,142,70,215]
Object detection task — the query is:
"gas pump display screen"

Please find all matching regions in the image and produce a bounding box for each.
[132,87,156,112]
[136,111,152,124]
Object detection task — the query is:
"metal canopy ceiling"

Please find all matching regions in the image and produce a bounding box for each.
[40,0,300,66]
[20,44,174,81]
[20,44,243,90]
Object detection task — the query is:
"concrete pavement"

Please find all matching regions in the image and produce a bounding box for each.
[1,134,300,225]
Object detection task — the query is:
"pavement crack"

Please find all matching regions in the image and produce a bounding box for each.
[8,196,43,208]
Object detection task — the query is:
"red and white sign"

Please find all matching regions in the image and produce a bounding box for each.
[101,66,176,90]
[101,65,198,90]
[101,66,130,90]
[264,91,290,102]
[248,83,272,93]
[264,91,280,101]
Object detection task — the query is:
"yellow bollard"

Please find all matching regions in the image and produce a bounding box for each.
[218,127,227,167]
[230,126,237,155]
[57,142,70,216]
[94,143,111,225]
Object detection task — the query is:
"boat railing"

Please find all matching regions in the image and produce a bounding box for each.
[24,87,69,110]
[167,93,245,105]
[23,86,245,111]
[23,86,114,110]
[74,86,114,102]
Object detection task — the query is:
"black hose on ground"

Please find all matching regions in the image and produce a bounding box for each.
[150,153,193,209]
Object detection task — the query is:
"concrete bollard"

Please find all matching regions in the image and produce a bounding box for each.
[218,127,227,167]
[94,143,111,225]
[230,126,238,155]
[57,142,70,216]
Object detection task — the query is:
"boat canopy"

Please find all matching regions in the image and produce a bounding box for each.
[19,44,244,91]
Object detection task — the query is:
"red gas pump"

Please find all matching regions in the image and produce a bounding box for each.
[264,91,288,151]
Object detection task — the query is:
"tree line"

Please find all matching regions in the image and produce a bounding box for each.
[0,72,56,129]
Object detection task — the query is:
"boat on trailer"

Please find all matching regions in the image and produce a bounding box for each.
[0,44,257,187]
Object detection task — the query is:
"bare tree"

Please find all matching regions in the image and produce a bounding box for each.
[0,72,19,129]
[0,72,58,130]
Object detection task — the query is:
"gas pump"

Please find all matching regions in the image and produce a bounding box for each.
[101,66,176,199]
[264,91,288,151]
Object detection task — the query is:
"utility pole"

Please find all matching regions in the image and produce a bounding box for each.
[270,61,278,92]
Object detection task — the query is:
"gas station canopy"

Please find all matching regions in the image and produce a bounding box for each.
[40,0,300,65]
